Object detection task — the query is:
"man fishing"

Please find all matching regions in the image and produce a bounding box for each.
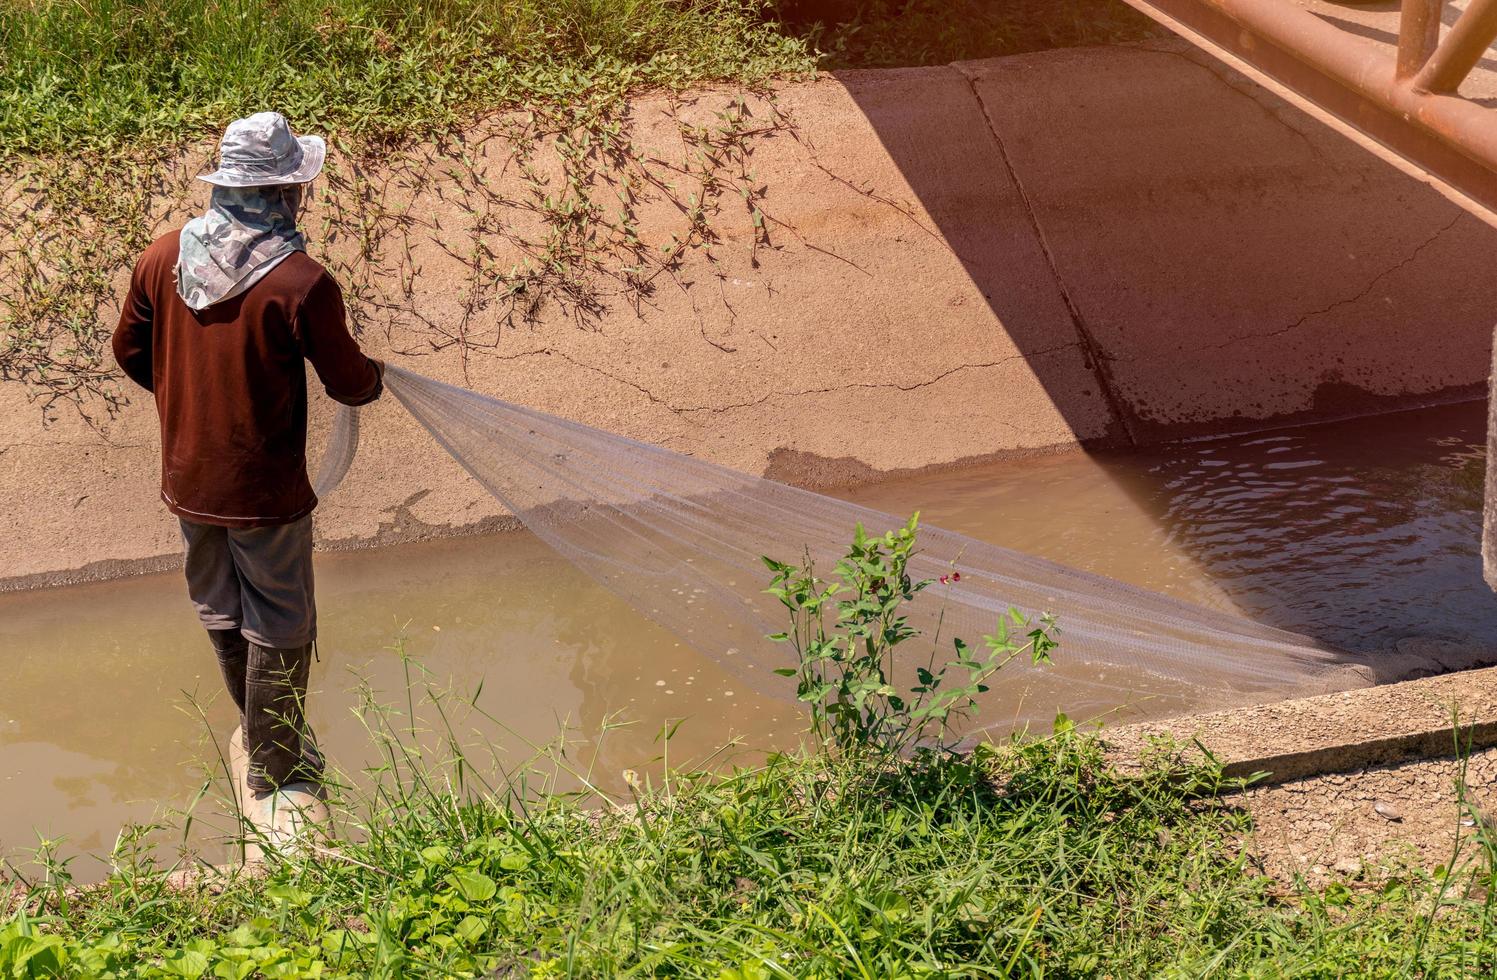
[111,112,383,817]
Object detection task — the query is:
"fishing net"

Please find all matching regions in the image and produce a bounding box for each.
[323,365,1375,733]
[312,396,360,500]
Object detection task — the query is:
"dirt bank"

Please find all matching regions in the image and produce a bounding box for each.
[1241,747,1497,888]
[1107,666,1497,885]
[4,39,1495,587]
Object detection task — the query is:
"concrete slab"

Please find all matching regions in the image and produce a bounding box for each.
[3,71,1121,586]
[962,40,1497,443]
[1104,663,1497,785]
[1104,658,1497,882]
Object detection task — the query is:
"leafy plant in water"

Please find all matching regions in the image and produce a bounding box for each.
[763,513,1057,759]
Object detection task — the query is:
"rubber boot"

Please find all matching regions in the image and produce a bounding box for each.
[238,643,329,864]
[207,629,249,725]
[229,723,325,799]
[244,642,323,792]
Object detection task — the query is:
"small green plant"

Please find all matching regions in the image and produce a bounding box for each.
[763,513,1057,759]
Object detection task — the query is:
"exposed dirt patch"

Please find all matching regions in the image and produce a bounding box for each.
[1239,747,1497,888]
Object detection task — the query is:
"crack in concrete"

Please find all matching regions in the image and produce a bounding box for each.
[949,62,1138,447]
[1105,212,1465,363]
[546,348,698,416]
[481,342,1075,420]
[673,344,1079,416]
[1,440,147,451]
[457,346,711,419]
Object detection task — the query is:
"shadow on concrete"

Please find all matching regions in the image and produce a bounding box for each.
[839,42,1497,450]
[1313,10,1497,80]
[834,39,1497,657]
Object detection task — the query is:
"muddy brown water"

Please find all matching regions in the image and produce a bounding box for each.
[2,401,1493,873]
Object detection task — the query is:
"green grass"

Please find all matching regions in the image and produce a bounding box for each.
[5,722,1497,977]
[0,0,812,154]
[0,0,1166,156]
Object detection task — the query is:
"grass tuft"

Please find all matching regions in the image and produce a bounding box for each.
[1,0,1170,156]
[0,0,812,155]
[6,708,1497,977]
[2,0,808,153]
[3,622,1496,978]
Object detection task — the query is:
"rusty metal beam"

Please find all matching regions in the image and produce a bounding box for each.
[1397,0,1445,80]
[1120,0,1497,226]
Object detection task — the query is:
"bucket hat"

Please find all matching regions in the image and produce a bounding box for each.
[199,112,326,187]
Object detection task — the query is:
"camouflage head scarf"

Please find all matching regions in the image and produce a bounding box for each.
[176,185,306,311]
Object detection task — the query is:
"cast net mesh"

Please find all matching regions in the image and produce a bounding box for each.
[322,366,1374,733]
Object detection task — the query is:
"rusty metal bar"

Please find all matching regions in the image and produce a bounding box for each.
[1120,0,1497,224]
[1415,0,1497,91]
[1397,0,1445,79]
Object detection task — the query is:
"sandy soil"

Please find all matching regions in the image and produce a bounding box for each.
[1240,747,1497,887]
[1106,667,1497,885]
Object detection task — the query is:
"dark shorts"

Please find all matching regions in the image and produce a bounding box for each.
[179,516,316,648]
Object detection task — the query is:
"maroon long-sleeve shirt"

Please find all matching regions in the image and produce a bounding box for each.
[112,233,382,528]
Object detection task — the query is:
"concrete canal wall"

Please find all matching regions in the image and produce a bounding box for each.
[4,38,1495,588]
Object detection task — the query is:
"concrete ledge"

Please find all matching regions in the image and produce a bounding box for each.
[1105,665,1497,785]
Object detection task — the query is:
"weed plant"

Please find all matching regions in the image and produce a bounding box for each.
[5,696,1497,976]
[764,514,1057,761]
